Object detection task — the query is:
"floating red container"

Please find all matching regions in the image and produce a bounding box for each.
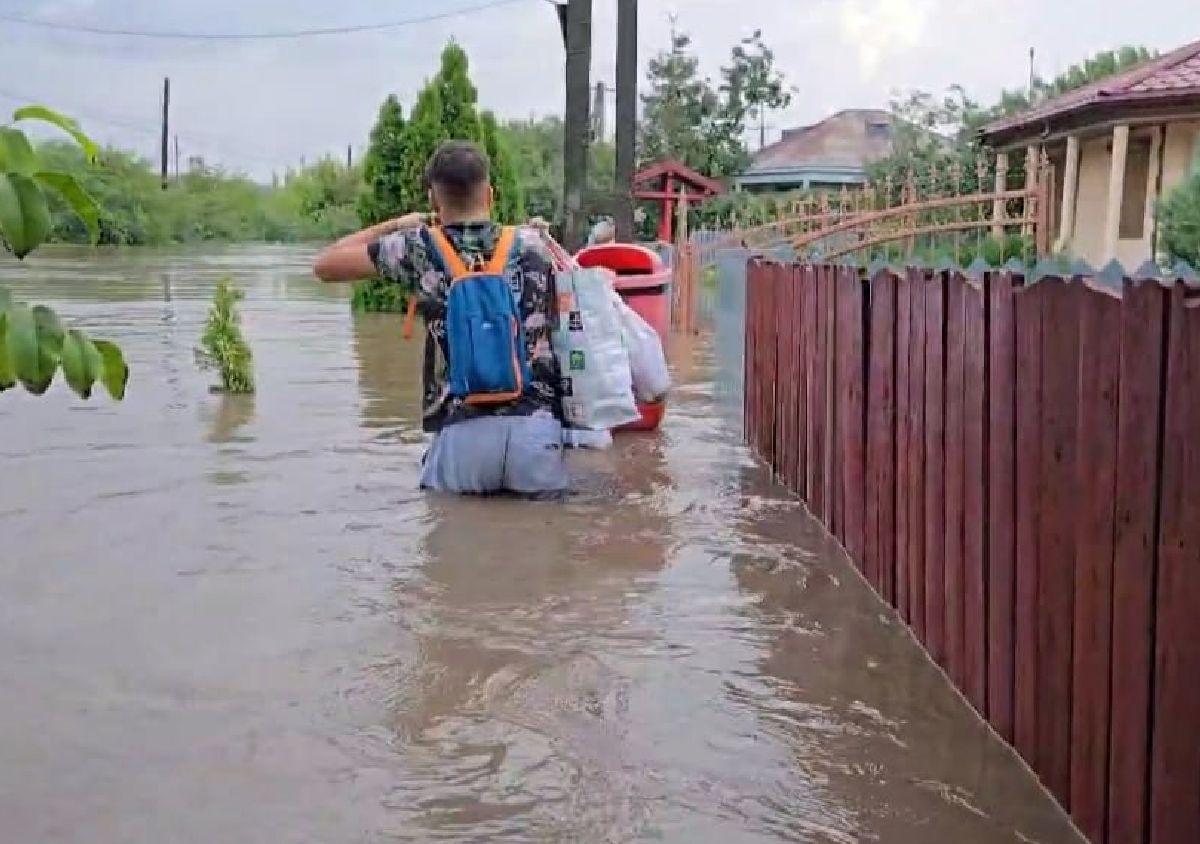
[575,242,671,432]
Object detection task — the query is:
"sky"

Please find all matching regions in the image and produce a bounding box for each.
[0,0,1193,181]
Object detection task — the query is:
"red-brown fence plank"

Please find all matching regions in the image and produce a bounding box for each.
[830,268,844,541]
[896,270,913,620]
[944,275,967,687]
[762,266,779,468]
[1013,279,1044,768]
[1150,283,1200,844]
[812,266,830,524]
[987,272,1017,741]
[1037,279,1081,806]
[1107,280,1166,844]
[796,265,811,501]
[1068,284,1121,843]
[867,270,898,600]
[788,266,805,494]
[775,264,795,488]
[805,265,820,507]
[924,271,947,663]
[843,270,866,565]
[963,279,988,714]
[907,269,928,637]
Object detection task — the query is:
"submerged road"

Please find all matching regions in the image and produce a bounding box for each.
[0,246,1083,843]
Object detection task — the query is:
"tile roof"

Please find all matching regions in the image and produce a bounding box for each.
[745,109,896,174]
[981,39,1200,138]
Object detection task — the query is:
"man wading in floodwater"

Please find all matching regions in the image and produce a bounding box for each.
[313,141,567,495]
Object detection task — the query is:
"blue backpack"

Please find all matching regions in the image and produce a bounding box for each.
[426,225,532,405]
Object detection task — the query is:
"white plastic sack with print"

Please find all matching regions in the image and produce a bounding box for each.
[552,267,640,431]
[609,291,671,403]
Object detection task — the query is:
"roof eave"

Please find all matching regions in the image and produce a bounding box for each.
[978,90,1200,146]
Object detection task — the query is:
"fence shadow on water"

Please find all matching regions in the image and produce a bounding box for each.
[743,258,1200,844]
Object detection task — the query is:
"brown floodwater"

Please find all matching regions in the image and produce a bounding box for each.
[0,245,1083,844]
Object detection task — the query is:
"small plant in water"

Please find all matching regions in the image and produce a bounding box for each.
[197,277,255,394]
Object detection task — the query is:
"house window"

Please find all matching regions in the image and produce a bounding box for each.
[1119,137,1152,239]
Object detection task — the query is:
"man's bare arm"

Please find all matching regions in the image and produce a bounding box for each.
[312,212,426,282]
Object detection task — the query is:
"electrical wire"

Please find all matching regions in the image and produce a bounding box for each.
[0,0,527,41]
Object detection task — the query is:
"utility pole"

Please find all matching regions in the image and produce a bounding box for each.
[561,0,592,251]
[160,77,170,190]
[592,81,606,142]
[759,109,767,150]
[173,134,180,181]
[347,144,353,169]
[613,0,637,241]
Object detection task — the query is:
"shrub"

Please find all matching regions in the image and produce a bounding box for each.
[197,277,255,394]
[1158,155,1200,269]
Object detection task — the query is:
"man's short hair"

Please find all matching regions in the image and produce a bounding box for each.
[425,141,490,210]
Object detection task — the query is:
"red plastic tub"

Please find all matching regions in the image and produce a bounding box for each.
[575,243,671,432]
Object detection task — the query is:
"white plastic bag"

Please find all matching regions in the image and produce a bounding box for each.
[611,293,671,403]
[553,267,641,431]
[563,428,613,449]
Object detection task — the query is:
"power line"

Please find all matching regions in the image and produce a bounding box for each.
[0,87,291,169]
[0,0,528,41]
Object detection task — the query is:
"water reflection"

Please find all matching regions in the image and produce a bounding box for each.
[351,312,423,441]
[203,392,256,444]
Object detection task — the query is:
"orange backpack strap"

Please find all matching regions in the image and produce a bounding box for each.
[427,226,470,279]
[485,226,518,274]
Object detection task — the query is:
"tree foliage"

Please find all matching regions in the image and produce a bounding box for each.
[36,142,359,246]
[720,30,793,144]
[1158,147,1200,268]
[1,105,128,401]
[638,28,793,180]
[357,95,409,226]
[197,277,255,394]
[480,111,524,223]
[498,116,613,224]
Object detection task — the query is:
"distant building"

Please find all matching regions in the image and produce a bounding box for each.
[980,39,1200,267]
[735,109,897,193]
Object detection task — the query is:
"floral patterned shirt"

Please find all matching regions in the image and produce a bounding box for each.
[369,222,561,433]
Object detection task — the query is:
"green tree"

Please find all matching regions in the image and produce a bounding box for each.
[433,42,482,143]
[720,29,794,149]
[499,116,614,224]
[639,30,745,178]
[638,28,791,180]
[480,111,524,223]
[357,94,409,226]
[1158,147,1200,268]
[1,106,128,401]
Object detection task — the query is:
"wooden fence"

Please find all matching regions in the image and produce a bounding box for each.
[744,260,1200,844]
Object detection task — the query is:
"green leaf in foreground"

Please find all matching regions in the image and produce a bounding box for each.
[0,172,52,258]
[60,328,103,399]
[3,302,55,393]
[92,339,129,400]
[0,311,15,391]
[0,126,38,175]
[12,105,99,161]
[34,170,100,244]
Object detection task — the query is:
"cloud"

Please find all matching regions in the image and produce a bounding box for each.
[0,0,1192,178]
[837,0,939,78]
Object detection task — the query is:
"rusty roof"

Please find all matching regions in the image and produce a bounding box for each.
[981,39,1200,139]
[745,109,897,173]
